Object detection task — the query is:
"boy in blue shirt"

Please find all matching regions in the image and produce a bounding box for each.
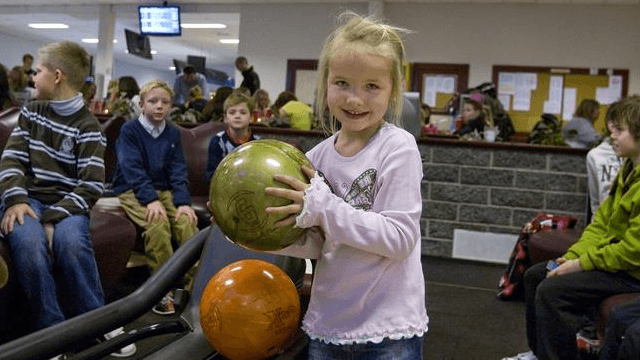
[205,92,258,182]
[0,41,135,357]
[112,79,198,315]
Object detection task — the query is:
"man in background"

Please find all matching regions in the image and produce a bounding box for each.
[173,65,207,106]
[235,56,260,95]
[20,54,36,89]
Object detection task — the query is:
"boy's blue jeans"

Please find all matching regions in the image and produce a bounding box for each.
[308,335,423,360]
[1,198,104,330]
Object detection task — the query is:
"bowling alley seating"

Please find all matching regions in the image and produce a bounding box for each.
[527,226,640,345]
[0,107,137,342]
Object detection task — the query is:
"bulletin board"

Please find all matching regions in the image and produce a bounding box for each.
[492,65,629,133]
[411,63,470,114]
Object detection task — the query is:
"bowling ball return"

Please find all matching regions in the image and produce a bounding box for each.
[0,225,309,360]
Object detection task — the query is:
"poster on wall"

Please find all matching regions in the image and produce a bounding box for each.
[562,88,577,121]
[422,75,456,107]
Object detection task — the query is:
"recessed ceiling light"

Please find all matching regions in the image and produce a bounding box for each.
[82,39,118,44]
[181,23,226,29]
[169,66,176,71]
[150,50,157,55]
[219,39,239,44]
[28,23,69,29]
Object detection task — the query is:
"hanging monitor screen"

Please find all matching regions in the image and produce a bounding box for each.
[124,29,152,60]
[138,5,181,36]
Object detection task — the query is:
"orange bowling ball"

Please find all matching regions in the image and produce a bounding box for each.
[199,259,301,360]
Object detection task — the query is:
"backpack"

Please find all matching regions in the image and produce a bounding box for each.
[527,114,565,145]
[496,213,578,300]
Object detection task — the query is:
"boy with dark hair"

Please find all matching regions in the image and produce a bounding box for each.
[205,91,258,182]
[0,41,135,357]
[503,95,640,360]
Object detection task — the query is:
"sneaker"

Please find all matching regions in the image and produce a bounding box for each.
[152,294,175,315]
[501,350,537,360]
[104,327,137,357]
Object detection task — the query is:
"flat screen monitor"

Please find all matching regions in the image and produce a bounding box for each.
[187,55,206,74]
[124,29,152,60]
[138,5,181,37]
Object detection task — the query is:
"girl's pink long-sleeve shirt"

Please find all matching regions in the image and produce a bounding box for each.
[274,122,429,345]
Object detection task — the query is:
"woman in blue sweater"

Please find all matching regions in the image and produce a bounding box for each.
[112,79,198,315]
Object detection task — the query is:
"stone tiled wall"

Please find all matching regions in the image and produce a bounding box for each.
[253,127,590,259]
[419,140,589,258]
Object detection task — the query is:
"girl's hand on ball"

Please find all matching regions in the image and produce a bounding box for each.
[265,165,315,227]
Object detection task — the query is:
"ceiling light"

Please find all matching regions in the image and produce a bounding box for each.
[82,39,118,44]
[219,39,239,44]
[150,50,157,55]
[169,66,176,71]
[181,23,226,29]
[28,23,69,29]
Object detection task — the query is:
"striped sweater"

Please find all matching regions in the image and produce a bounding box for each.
[0,101,106,224]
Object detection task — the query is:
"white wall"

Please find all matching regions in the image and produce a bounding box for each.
[239,2,640,108]
[3,3,640,108]
[112,60,175,89]
[236,3,368,102]
[386,3,640,95]
[0,31,44,71]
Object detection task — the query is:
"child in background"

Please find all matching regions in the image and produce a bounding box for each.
[0,41,134,357]
[585,100,623,220]
[453,93,489,138]
[502,95,640,360]
[111,79,198,316]
[252,88,272,123]
[205,92,259,182]
[185,85,208,113]
[263,13,427,359]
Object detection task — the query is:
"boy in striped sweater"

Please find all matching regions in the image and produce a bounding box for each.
[0,42,135,357]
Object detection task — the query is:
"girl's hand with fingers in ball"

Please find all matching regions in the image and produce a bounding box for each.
[265,165,315,227]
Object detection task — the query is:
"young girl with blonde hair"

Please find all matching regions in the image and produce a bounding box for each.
[264,12,428,359]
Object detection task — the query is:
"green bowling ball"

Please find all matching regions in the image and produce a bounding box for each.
[209,139,312,251]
